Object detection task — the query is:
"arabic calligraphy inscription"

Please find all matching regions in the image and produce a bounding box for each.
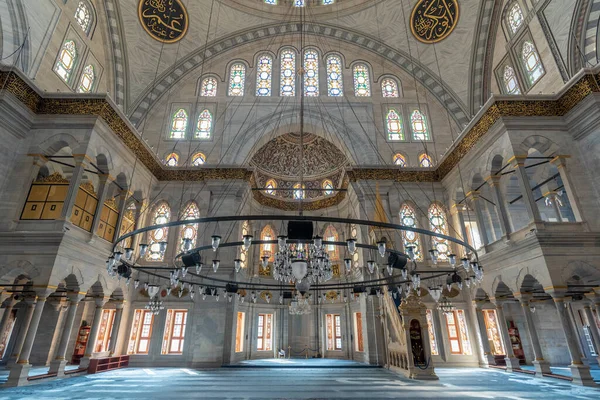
[138,0,188,43]
[410,0,459,44]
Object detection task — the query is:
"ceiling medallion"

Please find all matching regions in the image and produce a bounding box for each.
[410,0,459,44]
[138,0,189,44]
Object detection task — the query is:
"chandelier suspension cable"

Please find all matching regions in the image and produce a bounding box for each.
[299,3,306,215]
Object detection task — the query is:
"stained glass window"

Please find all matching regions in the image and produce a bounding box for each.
[165,153,179,167]
[304,50,319,96]
[428,203,449,261]
[240,221,249,269]
[426,310,439,355]
[386,108,403,141]
[265,179,277,195]
[120,202,136,249]
[393,153,406,167]
[200,77,217,96]
[522,41,544,85]
[293,183,305,199]
[508,2,524,34]
[503,65,520,94]
[195,109,212,139]
[294,0,305,6]
[322,180,334,195]
[147,202,170,261]
[419,153,432,168]
[228,63,246,96]
[324,225,339,260]
[353,64,371,96]
[169,109,188,139]
[192,152,206,166]
[400,203,422,261]
[326,55,343,96]
[55,40,77,82]
[75,1,92,33]
[179,202,200,252]
[77,64,95,93]
[381,78,399,98]
[256,55,273,96]
[410,110,429,141]
[261,225,275,262]
[280,50,296,96]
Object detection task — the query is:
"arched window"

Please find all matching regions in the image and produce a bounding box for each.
[75,1,92,34]
[507,2,524,34]
[195,109,213,139]
[240,221,250,269]
[77,64,95,93]
[265,179,277,195]
[393,153,406,167]
[179,202,200,252]
[326,55,343,97]
[503,65,521,94]
[322,180,334,195]
[522,41,544,85]
[55,40,77,83]
[304,50,319,96]
[323,225,339,260]
[200,77,217,97]
[165,153,179,167]
[386,108,403,141]
[260,225,275,262]
[280,50,296,96]
[192,152,206,166]
[353,64,371,97]
[419,153,432,168]
[410,110,429,141]
[381,78,399,98]
[256,55,273,96]
[169,109,188,139]
[428,203,449,261]
[120,202,136,248]
[147,202,170,261]
[228,63,246,96]
[294,0,305,6]
[293,183,305,199]
[400,204,422,261]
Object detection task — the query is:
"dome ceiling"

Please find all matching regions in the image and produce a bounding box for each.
[221,0,384,19]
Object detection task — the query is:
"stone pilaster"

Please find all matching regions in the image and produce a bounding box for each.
[516,294,551,374]
[48,293,84,375]
[492,301,521,371]
[79,297,107,369]
[108,301,124,356]
[485,175,511,238]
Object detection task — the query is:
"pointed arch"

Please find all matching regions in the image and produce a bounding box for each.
[147,201,171,261]
[260,224,276,262]
[326,54,344,96]
[280,49,296,96]
[428,203,450,261]
[353,63,371,96]
[179,201,200,252]
[303,49,319,96]
[228,63,246,96]
[400,203,422,261]
[256,54,273,96]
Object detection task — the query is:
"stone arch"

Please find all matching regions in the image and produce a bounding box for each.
[561,260,600,287]
[473,287,490,301]
[0,260,40,285]
[32,133,81,156]
[518,135,560,157]
[491,276,515,299]
[489,154,505,175]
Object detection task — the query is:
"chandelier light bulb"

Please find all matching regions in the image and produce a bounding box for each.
[234,259,242,272]
[202,293,207,301]
[448,254,457,267]
[181,266,188,278]
[196,263,203,274]
[346,238,357,254]
[279,295,283,305]
[262,256,269,268]
[387,264,393,276]
[470,262,477,272]
[211,235,221,251]
[125,277,131,286]
[113,251,123,262]
[167,287,172,296]
[401,268,408,280]
[278,235,288,248]
[240,295,245,304]
[313,235,323,249]
[108,256,116,268]
[134,279,140,289]
[367,260,375,274]
[157,241,167,253]
[344,258,352,273]
[242,235,253,251]
[462,257,469,269]
[377,240,386,257]
[182,238,193,252]
[178,289,183,298]
[139,243,148,257]
[124,247,134,260]
[212,259,220,273]
[406,246,415,260]
[429,249,438,264]
[266,294,271,304]
[144,282,149,291]
[464,277,471,288]
[190,290,195,300]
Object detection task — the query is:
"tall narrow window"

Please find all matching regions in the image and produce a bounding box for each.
[326,314,342,350]
[464,220,483,249]
[147,202,170,261]
[419,153,432,168]
[381,78,399,98]
[426,309,439,355]
[169,109,188,139]
[240,221,250,269]
[393,153,406,167]
[507,2,524,34]
[303,50,319,96]
[179,202,199,252]
[353,64,371,97]
[255,55,273,96]
[260,225,275,262]
[522,41,544,85]
[162,309,188,354]
[483,309,506,355]
[503,65,521,95]
[228,64,246,96]
[445,310,462,354]
[323,225,339,260]
[354,312,364,352]
[120,202,136,249]
[235,312,245,352]
[127,309,154,355]
[75,1,92,33]
[293,183,305,199]
[165,153,179,167]
[77,65,95,93]
[326,55,343,96]
[265,179,277,195]
[456,310,472,355]
[192,152,206,166]
[257,314,273,351]
[322,180,334,195]
[410,110,429,141]
[55,40,77,83]
[400,203,422,261]
[386,108,403,141]
[94,309,115,352]
[200,77,217,97]
[280,50,296,96]
[428,203,449,261]
[195,109,213,139]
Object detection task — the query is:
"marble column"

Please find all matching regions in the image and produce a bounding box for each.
[493,301,521,371]
[452,204,470,247]
[112,189,131,240]
[582,303,600,364]
[466,191,490,246]
[551,294,596,386]
[0,296,17,343]
[509,156,543,225]
[108,302,124,356]
[90,173,113,239]
[8,299,36,364]
[485,175,511,238]
[79,297,107,369]
[550,156,583,221]
[517,295,551,374]
[48,294,83,375]
[60,155,88,220]
[473,301,495,366]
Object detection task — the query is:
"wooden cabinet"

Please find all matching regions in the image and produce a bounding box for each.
[71,325,91,365]
[507,321,526,364]
[88,355,130,374]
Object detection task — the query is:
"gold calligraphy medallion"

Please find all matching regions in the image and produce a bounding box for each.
[138,0,189,43]
[410,0,459,44]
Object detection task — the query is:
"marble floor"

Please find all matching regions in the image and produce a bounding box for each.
[0,364,598,399]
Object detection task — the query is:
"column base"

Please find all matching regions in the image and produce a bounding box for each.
[532,359,551,375]
[4,363,31,387]
[569,364,598,387]
[485,354,497,366]
[409,369,439,380]
[48,359,68,376]
[79,356,92,369]
[504,356,521,371]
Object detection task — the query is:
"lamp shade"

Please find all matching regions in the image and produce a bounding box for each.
[291,258,308,282]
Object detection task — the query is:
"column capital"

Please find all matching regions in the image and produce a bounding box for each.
[93,296,108,308]
[28,154,48,167]
[549,155,571,168]
[465,190,481,200]
[111,300,125,310]
[67,292,85,303]
[507,155,528,167]
[72,153,93,166]
[97,173,113,185]
[485,175,502,187]
[515,292,533,304]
